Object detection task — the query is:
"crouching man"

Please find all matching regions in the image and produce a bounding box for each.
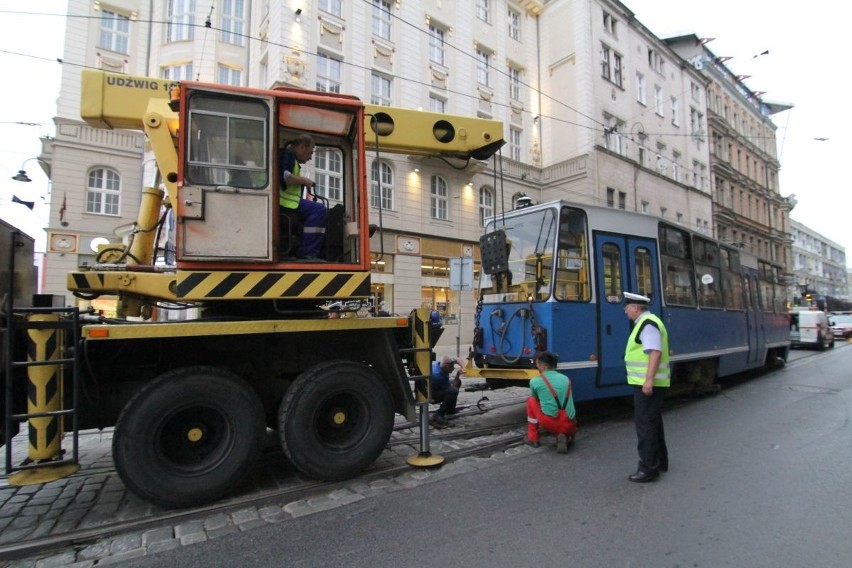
[526,351,577,453]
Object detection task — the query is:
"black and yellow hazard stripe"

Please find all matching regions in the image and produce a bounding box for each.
[26,315,63,460]
[176,270,371,300]
[68,269,372,302]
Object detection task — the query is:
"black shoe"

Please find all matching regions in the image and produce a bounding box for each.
[556,434,569,454]
[430,414,448,428]
[628,470,659,483]
[524,438,540,448]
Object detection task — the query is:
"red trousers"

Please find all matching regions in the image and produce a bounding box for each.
[527,397,577,443]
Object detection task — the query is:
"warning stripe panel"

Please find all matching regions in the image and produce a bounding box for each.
[176,271,371,300]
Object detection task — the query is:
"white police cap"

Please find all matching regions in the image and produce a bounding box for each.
[623,292,651,305]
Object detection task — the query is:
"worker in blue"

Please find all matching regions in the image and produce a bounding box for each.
[623,291,670,483]
[429,355,463,428]
[279,134,328,259]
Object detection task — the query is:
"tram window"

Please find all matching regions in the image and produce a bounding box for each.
[659,224,691,259]
[601,243,622,303]
[696,265,722,308]
[634,247,654,298]
[554,207,590,301]
[662,258,696,307]
[721,269,745,310]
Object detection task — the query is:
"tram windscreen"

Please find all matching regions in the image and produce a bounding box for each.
[482,206,589,301]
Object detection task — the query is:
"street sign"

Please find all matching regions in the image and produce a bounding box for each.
[450,257,474,291]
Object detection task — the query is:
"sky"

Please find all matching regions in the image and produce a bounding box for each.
[0,1,65,251]
[626,0,851,267]
[0,1,849,266]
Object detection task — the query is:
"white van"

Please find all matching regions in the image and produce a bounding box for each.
[789,310,834,350]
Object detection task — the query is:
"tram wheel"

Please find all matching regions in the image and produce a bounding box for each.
[112,366,265,509]
[279,360,394,481]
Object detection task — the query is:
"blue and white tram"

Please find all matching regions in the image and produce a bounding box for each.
[470,200,789,401]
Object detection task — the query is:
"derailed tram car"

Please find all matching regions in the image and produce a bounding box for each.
[469,200,790,400]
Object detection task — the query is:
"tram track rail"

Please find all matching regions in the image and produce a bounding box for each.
[0,401,531,563]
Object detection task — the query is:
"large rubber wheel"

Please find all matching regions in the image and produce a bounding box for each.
[279,361,394,481]
[112,366,265,509]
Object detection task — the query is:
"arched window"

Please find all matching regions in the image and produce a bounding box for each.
[370,160,394,209]
[479,186,493,227]
[430,175,448,220]
[314,147,343,202]
[86,167,121,216]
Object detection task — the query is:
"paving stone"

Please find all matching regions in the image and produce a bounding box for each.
[31,550,77,567]
[206,524,240,540]
[202,513,230,532]
[141,526,174,546]
[95,548,146,565]
[230,507,259,525]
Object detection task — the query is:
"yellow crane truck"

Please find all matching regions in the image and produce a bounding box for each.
[2,71,504,508]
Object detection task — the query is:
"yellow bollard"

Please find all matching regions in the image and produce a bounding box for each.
[9,313,79,485]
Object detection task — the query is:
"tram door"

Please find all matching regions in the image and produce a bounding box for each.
[743,273,765,365]
[594,233,661,387]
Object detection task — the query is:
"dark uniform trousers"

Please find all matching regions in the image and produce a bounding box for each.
[633,386,668,473]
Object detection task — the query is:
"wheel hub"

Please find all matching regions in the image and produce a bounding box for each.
[186,427,204,442]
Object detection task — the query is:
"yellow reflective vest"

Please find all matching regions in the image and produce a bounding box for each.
[624,312,670,387]
[279,160,301,209]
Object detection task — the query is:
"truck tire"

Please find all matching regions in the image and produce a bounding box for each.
[112,366,265,509]
[279,361,394,481]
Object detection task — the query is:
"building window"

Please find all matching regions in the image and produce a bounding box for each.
[86,168,121,216]
[316,53,342,93]
[508,66,521,101]
[476,0,490,23]
[654,85,664,116]
[479,187,493,227]
[672,151,681,181]
[648,48,665,74]
[166,0,195,43]
[636,72,646,105]
[691,81,702,102]
[690,108,704,136]
[607,187,615,208]
[217,65,242,86]
[430,176,449,220]
[319,0,343,17]
[641,201,649,214]
[638,145,648,167]
[618,191,626,210]
[371,160,394,209]
[509,127,522,161]
[220,0,245,46]
[429,25,446,66]
[603,11,618,36]
[476,49,491,87]
[429,95,446,113]
[671,96,680,126]
[601,43,622,87]
[371,73,392,106]
[372,0,392,40]
[314,148,343,202]
[508,7,521,40]
[162,63,193,80]
[604,116,625,155]
[99,10,130,53]
[613,52,623,88]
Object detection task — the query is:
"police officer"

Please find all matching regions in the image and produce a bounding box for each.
[623,292,670,482]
